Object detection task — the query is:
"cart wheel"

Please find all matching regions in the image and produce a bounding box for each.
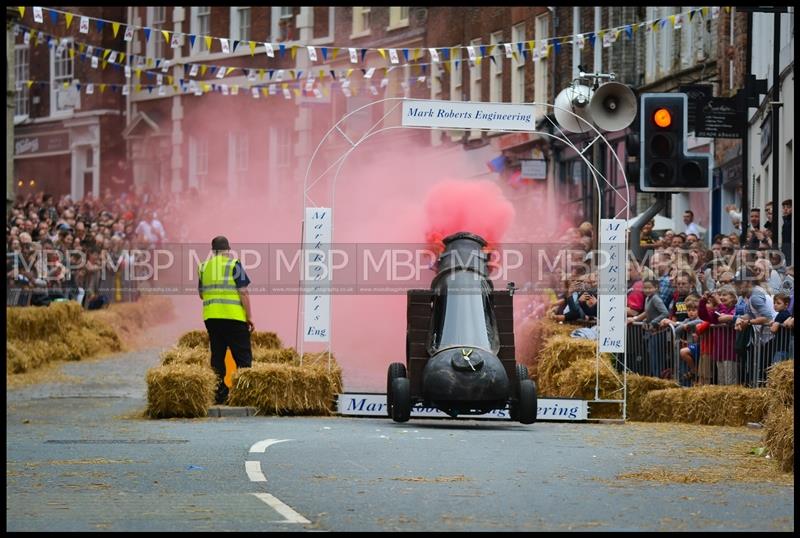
[518,379,538,425]
[391,377,411,423]
[387,363,406,417]
[516,363,529,383]
[509,364,529,421]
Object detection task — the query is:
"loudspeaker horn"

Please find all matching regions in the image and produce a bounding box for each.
[589,82,637,132]
[554,84,594,133]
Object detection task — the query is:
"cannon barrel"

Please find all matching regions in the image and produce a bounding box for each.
[422,232,510,416]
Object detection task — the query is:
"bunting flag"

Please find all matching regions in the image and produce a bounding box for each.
[360,48,367,62]
[279,43,286,57]
[204,36,212,51]
[18,7,25,18]
[49,9,58,25]
[232,40,240,53]
[112,22,120,38]
[321,47,328,61]
[65,12,73,29]
[96,19,105,33]
[249,41,256,56]
[291,45,297,59]
[189,34,196,49]
[144,28,151,42]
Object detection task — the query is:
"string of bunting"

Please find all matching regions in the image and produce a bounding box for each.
[16,5,725,69]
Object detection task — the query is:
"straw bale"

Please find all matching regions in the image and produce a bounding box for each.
[253,347,299,364]
[7,302,83,341]
[765,360,794,412]
[160,346,209,366]
[626,374,680,421]
[145,363,217,419]
[250,331,282,349]
[763,406,794,473]
[536,335,613,396]
[177,330,209,349]
[227,362,341,415]
[639,386,768,426]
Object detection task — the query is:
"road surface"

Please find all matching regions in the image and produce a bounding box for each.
[6,349,794,532]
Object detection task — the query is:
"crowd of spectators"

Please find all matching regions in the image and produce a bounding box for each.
[542,201,794,388]
[6,186,181,308]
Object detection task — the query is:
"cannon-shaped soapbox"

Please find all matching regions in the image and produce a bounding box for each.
[386,232,537,424]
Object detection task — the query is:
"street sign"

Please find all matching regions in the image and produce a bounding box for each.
[696,97,744,139]
[520,159,547,180]
[679,84,713,132]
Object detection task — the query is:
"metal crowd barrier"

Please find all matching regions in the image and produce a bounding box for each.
[624,321,680,382]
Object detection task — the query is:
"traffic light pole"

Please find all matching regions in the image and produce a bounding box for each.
[740,10,752,248]
[770,11,781,249]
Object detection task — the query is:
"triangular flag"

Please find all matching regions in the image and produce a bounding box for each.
[329,70,336,80]
[689,9,696,21]
[443,48,450,61]
[413,48,420,62]
[489,55,497,65]
[321,47,328,61]
[402,48,409,62]
[162,30,170,44]
[625,25,633,40]
[100,83,107,93]
[144,28,151,42]
[332,48,339,60]
[701,7,709,18]
[26,80,34,89]
[378,48,386,60]
[249,41,256,56]
[205,36,212,51]
[65,13,73,29]
[279,43,286,57]
[200,65,208,76]
[189,34,196,49]
[112,22,120,38]
[361,48,367,62]
[97,20,105,33]
[291,45,297,59]
[103,49,111,60]
[78,43,87,53]
[554,40,561,54]
[669,15,676,28]
[18,7,24,18]
[49,10,58,25]
[268,69,274,79]
[232,40,240,53]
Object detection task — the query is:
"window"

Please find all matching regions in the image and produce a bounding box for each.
[469,38,482,102]
[148,6,167,60]
[15,45,30,117]
[189,136,209,189]
[50,37,78,116]
[489,31,503,102]
[231,7,251,42]
[511,23,525,103]
[534,13,549,113]
[235,133,249,172]
[191,7,211,53]
[273,7,297,42]
[388,7,410,29]
[352,7,371,36]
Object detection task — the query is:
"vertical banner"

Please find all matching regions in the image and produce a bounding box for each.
[303,207,332,343]
[598,219,627,353]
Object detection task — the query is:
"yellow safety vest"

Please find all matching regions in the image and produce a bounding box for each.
[199,254,247,322]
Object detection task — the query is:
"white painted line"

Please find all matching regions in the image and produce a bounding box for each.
[249,438,292,453]
[245,460,267,482]
[252,492,311,524]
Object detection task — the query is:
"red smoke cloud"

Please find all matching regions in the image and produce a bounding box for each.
[423,179,515,252]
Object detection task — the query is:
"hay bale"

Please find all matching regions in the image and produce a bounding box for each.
[228,362,340,415]
[763,406,794,473]
[145,363,217,419]
[7,302,83,341]
[639,386,768,426]
[626,374,680,421]
[177,330,209,349]
[253,347,299,364]
[251,331,282,349]
[160,346,209,366]
[536,335,613,396]
[766,360,794,411]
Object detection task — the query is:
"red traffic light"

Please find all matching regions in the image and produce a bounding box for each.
[653,108,672,128]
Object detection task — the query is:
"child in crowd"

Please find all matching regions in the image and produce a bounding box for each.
[698,286,739,385]
[770,292,793,364]
[628,279,671,377]
[669,295,703,385]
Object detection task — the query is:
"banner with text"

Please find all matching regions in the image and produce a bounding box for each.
[303,207,332,342]
[401,99,537,131]
[337,393,589,421]
[598,219,627,353]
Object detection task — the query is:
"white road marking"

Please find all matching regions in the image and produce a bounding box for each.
[245,460,267,482]
[252,492,311,524]
[249,438,292,453]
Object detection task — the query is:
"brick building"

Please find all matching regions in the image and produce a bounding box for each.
[12,7,128,200]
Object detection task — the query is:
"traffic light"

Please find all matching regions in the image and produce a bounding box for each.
[639,93,711,192]
[624,110,641,185]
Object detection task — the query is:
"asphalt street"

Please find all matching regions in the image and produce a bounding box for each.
[6,349,795,532]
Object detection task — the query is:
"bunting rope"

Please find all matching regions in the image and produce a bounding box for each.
[15,6,725,69]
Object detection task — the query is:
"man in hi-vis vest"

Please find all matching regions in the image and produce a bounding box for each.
[198,236,254,404]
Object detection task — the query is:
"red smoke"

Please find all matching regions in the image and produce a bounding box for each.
[423,179,515,252]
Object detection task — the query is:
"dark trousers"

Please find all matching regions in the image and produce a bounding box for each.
[204,318,253,403]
